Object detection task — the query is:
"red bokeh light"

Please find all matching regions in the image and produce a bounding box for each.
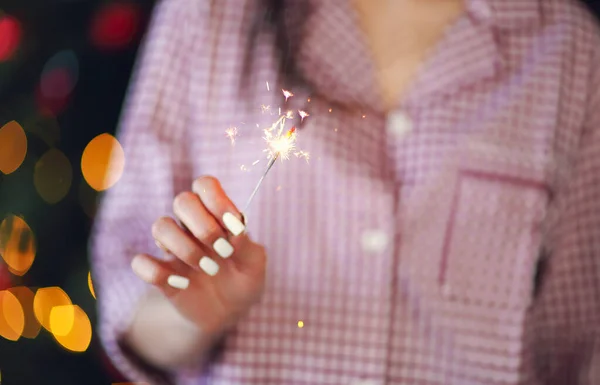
[0,15,21,62]
[0,264,11,290]
[90,3,140,51]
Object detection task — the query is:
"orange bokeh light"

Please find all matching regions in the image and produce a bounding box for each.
[51,305,92,352]
[0,290,24,341]
[0,121,27,175]
[88,271,95,299]
[33,287,72,332]
[81,133,125,191]
[0,215,36,276]
[8,287,41,339]
[49,304,75,337]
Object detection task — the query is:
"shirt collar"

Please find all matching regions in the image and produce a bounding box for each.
[468,0,542,29]
[293,0,542,113]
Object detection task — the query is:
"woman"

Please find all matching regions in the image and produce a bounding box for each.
[91,0,600,384]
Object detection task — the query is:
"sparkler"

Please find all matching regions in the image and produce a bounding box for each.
[234,88,309,214]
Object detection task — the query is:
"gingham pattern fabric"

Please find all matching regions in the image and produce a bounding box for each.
[90,0,600,384]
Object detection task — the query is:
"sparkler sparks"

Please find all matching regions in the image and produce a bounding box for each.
[298,110,309,122]
[282,89,294,101]
[241,88,309,212]
[225,126,238,145]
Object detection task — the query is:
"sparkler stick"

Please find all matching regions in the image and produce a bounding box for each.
[243,155,278,212]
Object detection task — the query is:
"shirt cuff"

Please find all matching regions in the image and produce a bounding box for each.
[98,266,174,385]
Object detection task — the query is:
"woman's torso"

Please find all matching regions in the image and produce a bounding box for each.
[160,0,599,383]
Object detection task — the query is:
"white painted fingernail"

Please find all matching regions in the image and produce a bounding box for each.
[223,212,245,236]
[167,275,189,290]
[131,256,156,283]
[199,257,219,276]
[213,237,234,258]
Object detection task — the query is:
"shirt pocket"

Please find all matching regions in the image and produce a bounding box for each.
[438,149,552,311]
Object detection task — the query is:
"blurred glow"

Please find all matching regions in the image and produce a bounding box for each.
[34,148,73,204]
[21,114,60,148]
[0,215,36,276]
[90,3,140,50]
[51,305,91,352]
[49,304,75,337]
[78,181,98,218]
[81,133,125,191]
[88,271,96,299]
[297,320,304,328]
[0,290,24,341]
[0,15,21,61]
[33,287,72,332]
[0,120,27,175]
[40,50,79,99]
[8,287,41,339]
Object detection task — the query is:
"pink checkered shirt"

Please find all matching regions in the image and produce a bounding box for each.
[90,0,600,384]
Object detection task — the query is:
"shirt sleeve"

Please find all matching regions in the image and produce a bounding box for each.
[530,34,600,384]
[89,0,196,383]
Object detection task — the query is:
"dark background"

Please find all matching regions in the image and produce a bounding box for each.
[0,1,156,384]
[0,1,599,385]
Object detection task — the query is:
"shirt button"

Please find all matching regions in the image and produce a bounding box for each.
[386,111,413,139]
[361,229,389,253]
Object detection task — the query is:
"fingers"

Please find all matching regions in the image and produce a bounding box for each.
[192,176,246,237]
[131,253,192,297]
[152,217,221,277]
[173,191,234,259]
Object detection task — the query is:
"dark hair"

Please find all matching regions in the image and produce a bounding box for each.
[244,0,307,92]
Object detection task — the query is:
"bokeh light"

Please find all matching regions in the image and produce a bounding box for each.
[0,14,21,62]
[90,3,140,51]
[81,133,125,191]
[33,287,72,332]
[40,50,79,99]
[0,215,36,276]
[79,180,99,218]
[51,305,92,352]
[0,290,25,341]
[36,50,79,116]
[0,120,27,175]
[88,271,95,299]
[49,304,75,337]
[8,287,41,339]
[34,148,73,204]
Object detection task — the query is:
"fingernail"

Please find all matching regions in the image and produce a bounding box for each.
[167,275,189,290]
[155,240,168,253]
[131,256,156,283]
[213,237,234,258]
[223,212,245,236]
[199,257,219,276]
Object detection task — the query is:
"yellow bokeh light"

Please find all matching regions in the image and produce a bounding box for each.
[34,148,73,204]
[297,320,304,328]
[88,271,96,299]
[0,121,27,175]
[49,304,75,337]
[51,305,92,352]
[8,287,41,339]
[33,287,72,332]
[0,215,36,276]
[0,290,24,341]
[81,133,125,191]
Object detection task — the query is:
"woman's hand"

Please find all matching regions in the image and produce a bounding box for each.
[130,176,267,337]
